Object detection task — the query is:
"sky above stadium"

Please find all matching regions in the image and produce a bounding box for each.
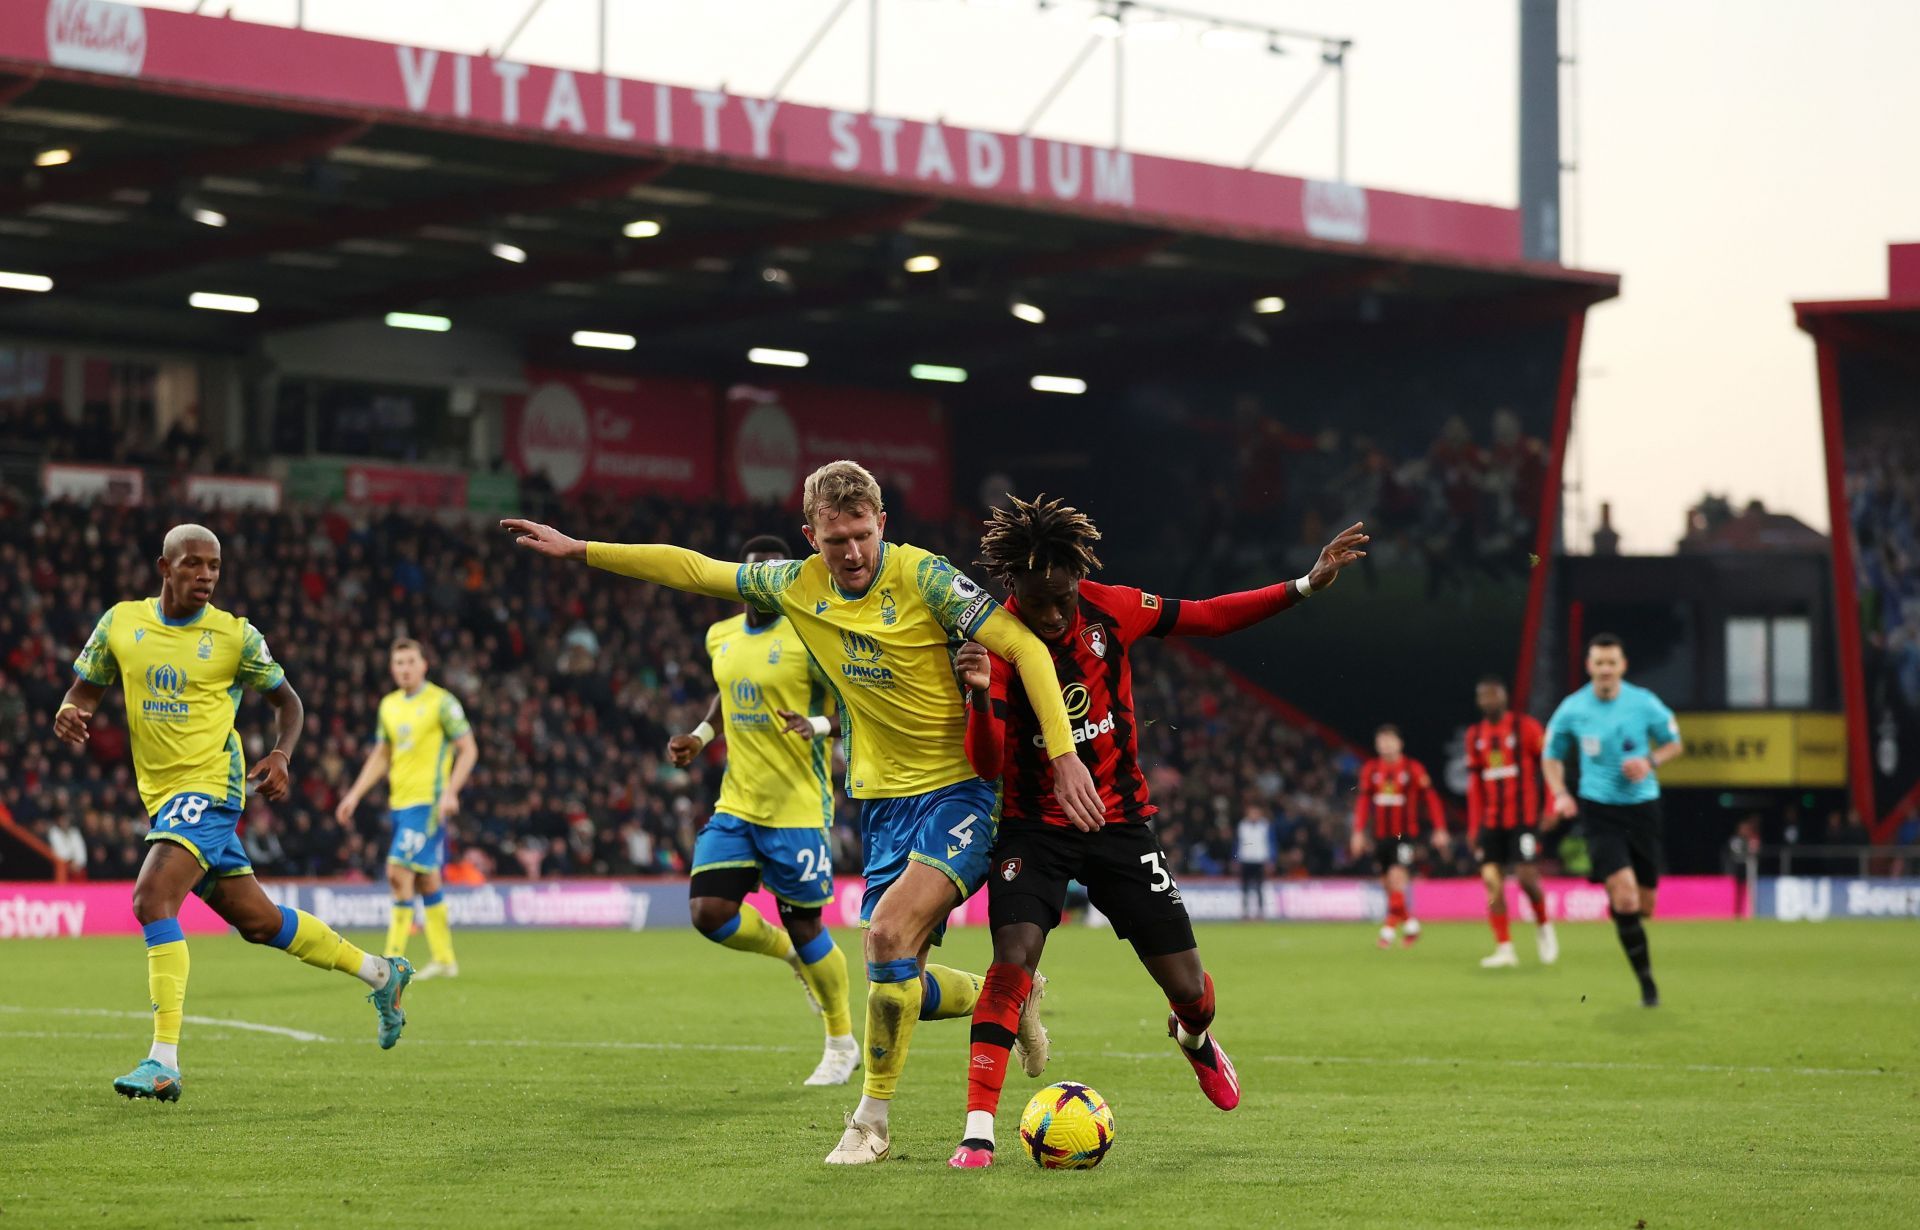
[146,0,1919,554]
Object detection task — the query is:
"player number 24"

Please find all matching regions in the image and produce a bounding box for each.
[796,844,832,883]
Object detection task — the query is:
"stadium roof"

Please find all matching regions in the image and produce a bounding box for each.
[1794,243,1920,341]
[0,3,1618,385]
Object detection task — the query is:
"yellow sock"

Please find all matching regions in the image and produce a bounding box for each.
[920,964,983,1021]
[796,938,854,1038]
[384,903,413,959]
[423,900,456,965]
[860,958,923,1100]
[283,908,372,976]
[147,939,189,1047]
[707,903,793,961]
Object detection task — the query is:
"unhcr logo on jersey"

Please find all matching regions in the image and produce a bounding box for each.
[839,630,894,687]
[142,662,191,723]
[731,678,764,710]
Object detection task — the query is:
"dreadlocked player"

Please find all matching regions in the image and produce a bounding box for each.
[946,495,1369,1168]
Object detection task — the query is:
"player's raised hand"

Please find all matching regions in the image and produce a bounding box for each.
[667,733,703,768]
[53,702,93,747]
[247,748,291,802]
[1307,521,1369,593]
[775,708,815,737]
[1050,753,1106,832]
[953,641,991,696]
[499,518,587,560]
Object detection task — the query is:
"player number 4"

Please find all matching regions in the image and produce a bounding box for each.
[948,814,977,850]
[1138,850,1173,894]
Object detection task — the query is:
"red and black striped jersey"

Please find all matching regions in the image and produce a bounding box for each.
[1354,756,1445,840]
[986,581,1168,827]
[1465,711,1546,841]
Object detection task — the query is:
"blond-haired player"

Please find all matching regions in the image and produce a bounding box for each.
[504,460,1102,1164]
[338,638,478,979]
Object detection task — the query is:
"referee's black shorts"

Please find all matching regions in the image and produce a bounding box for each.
[1581,800,1664,888]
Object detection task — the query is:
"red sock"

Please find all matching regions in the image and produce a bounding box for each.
[1387,890,1408,927]
[1169,971,1216,1037]
[967,962,1033,1116]
[1523,883,1549,922]
[1490,908,1511,944]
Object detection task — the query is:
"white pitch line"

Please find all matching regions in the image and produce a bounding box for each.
[2,1006,1892,1078]
[0,1005,330,1042]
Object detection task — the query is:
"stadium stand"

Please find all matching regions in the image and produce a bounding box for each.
[0,489,1376,884]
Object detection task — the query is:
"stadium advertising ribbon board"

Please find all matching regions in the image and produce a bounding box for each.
[725,382,952,519]
[506,369,717,500]
[3,0,1527,268]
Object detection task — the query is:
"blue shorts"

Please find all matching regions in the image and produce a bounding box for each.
[387,804,446,873]
[692,814,835,908]
[146,792,252,896]
[859,777,1000,943]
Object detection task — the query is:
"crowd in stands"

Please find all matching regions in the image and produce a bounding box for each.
[0,492,1469,886]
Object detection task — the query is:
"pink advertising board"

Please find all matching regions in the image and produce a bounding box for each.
[2,876,1738,939]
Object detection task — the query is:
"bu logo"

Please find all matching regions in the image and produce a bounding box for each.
[144,663,186,699]
[731,678,763,710]
[1082,624,1107,659]
[841,631,883,662]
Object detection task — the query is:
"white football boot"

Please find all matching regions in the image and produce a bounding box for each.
[1479,943,1519,969]
[824,1113,890,1165]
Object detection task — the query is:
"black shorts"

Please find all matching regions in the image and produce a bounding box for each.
[1373,839,1417,875]
[988,821,1196,958]
[1581,800,1663,888]
[1478,827,1542,868]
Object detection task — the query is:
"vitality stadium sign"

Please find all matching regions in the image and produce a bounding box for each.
[0,2,1525,266]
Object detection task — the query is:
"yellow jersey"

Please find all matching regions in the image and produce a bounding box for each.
[72,598,287,816]
[375,681,472,810]
[586,537,1076,800]
[705,613,834,828]
[735,541,999,798]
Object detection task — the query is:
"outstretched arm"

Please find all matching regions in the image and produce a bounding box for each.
[501,519,746,603]
[1165,522,1369,637]
[669,694,724,767]
[973,608,1104,831]
[336,741,391,822]
[953,641,1004,781]
[52,678,108,747]
[247,681,304,803]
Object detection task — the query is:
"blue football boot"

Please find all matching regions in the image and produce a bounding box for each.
[113,1058,183,1102]
[368,956,414,1049]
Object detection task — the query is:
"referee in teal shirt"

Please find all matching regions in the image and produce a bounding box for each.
[1544,633,1685,1006]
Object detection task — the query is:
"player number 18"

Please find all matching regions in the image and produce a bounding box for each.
[159,795,210,827]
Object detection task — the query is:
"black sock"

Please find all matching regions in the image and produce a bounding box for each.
[1610,907,1655,990]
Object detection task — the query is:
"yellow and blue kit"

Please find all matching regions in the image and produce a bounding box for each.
[72,598,285,890]
[691,612,838,907]
[375,682,472,872]
[587,538,1078,939]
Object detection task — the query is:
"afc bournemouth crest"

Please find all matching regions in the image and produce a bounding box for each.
[1082,623,1107,659]
[998,857,1022,882]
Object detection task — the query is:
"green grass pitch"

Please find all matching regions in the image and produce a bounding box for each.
[2,920,1915,1228]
